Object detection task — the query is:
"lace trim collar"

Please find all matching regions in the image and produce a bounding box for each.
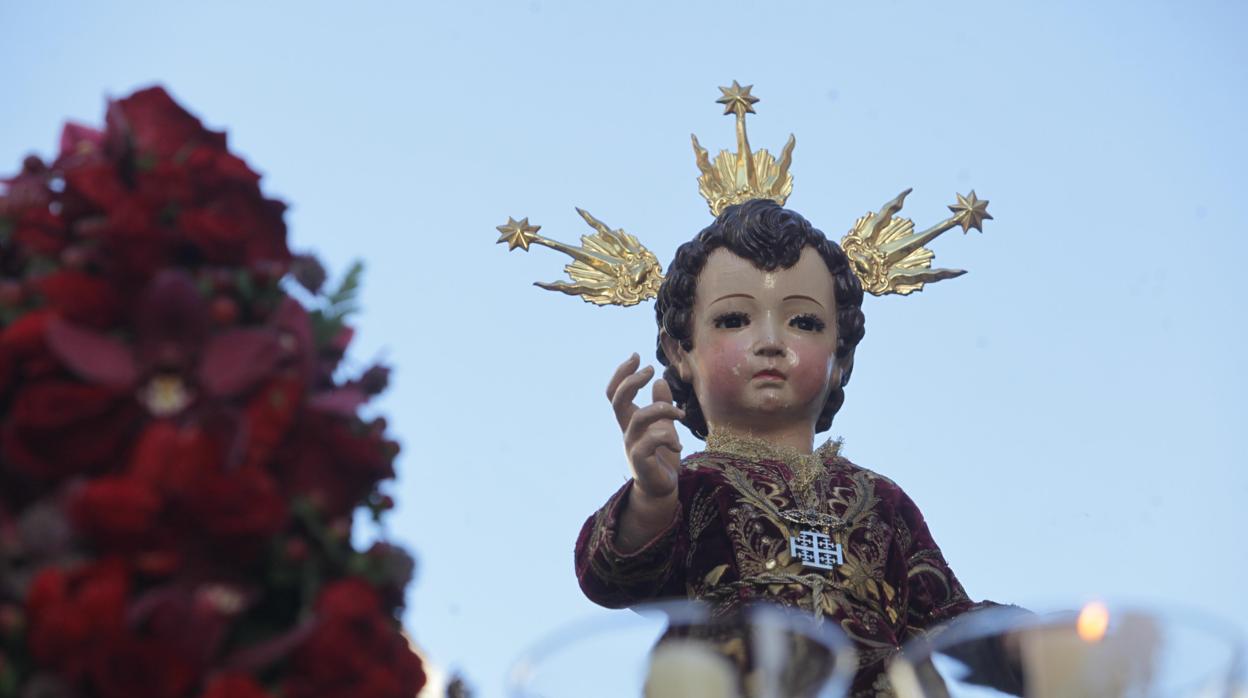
[703,431,841,470]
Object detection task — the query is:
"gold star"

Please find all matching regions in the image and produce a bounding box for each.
[717,80,759,117]
[496,216,542,251]
[948,191,993,233]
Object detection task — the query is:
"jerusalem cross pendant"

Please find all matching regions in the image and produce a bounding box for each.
[790,529,843,571]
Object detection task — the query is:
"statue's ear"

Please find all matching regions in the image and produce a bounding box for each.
[659,332,692,382]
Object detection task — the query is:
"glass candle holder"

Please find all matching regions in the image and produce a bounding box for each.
[887,602,1245,698]
[508,600,859,698]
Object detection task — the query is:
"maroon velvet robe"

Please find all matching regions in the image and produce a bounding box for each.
[574,443,992,697]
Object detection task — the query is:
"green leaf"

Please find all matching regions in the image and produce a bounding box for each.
[159,203,180,226]
[310,309,348,349]
[0,658,17,698]
[299,555,323,615]
[135,152,158,172]
[25,255,58,277]
[328,260,364,307]
[234,269,256,301]
[346,553,369,577]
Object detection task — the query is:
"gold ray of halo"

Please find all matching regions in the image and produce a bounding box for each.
[495,210,663,307]
[840,189,993,296]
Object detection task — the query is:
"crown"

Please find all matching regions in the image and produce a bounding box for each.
[692,81,795,217]
[495,82,991,303]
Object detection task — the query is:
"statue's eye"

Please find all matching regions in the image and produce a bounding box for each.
[712,312,749,329]
[789,314,826,332]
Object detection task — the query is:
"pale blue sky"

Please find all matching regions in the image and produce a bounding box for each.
[2,1,1245,694]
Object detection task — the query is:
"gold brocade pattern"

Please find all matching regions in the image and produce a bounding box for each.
[686,438,902,637]
[577,437,980,697]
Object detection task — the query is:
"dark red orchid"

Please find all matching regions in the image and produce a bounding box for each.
[44,269,286,418]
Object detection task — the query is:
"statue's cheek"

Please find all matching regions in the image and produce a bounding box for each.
[786,339,838,400]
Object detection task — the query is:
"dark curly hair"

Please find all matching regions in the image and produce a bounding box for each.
[654,199,866,439]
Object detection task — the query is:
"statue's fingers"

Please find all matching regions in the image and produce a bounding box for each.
[611,365,654,431]
[654,420,683,456]
[655,443,683,471]
[652,377,676,406]
[631,426,683,466]
[606,353,641,401]
[624,401,685,445]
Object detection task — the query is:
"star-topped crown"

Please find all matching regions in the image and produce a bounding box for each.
[494,82,993,303]
[692,81,796,217]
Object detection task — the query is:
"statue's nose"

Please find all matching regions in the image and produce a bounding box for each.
[751,318,786,357]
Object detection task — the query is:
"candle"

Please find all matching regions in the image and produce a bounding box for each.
[1021,603,1161,698]
[643,639,741,698]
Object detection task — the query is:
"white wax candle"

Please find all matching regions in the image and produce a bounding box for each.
[1021,609,1160,698]
[644,639,741,698]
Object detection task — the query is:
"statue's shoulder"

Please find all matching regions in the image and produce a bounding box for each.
[680,450,731,473]
[826,451,905,496]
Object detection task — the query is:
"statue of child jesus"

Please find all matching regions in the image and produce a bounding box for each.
[574,199,1004,696]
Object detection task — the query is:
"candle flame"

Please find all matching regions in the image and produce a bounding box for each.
[1076,601,1110,642]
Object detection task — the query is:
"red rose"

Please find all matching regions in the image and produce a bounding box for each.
[68,476,162,549]
[57,121,104,162]
[62,159,128,212]
[316,578,381,621]
[127,422,287,547]
[183,144,260,189]
[2,379,140,480]
[88,634,198,698]
[107,87,226,162]
[25,558,129,679]
[0,156,52,214]
[239,375,303,471]
[35,270,124,328]
[178,191,289,269]
[10,207,66,258]
[128,420,198,489]
[133,160,194,207]
[327,419,395,481]
[184,464,287,543]
[275,413,395,517]
[0,311,57,397]
[284,579,426,698]
[202,673,272,698]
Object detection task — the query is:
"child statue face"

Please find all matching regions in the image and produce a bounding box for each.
[664,246,844,437]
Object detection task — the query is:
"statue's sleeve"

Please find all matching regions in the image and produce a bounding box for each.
[574,479,688,609]
[893,486,979,634]
[894,485,1027,693]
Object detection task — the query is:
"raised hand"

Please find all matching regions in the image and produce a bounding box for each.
[608,353,685,499]
[607,354,685,551]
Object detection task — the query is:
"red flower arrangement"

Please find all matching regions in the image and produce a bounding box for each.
[0,87,424,698]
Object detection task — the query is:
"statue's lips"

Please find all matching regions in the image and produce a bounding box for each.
[752,369,786,380]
